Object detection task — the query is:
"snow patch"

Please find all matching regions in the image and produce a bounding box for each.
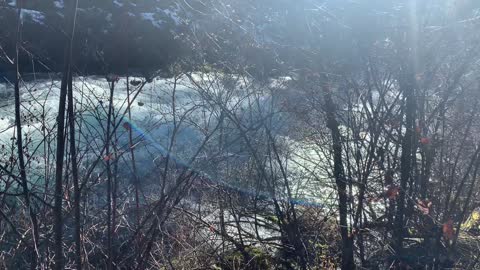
[163,8,182,25]
[141,13,164,28]
[53,0,64,9]
[113,0,124,7]
[21,9,46,25]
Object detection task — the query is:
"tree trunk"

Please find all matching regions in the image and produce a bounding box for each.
[67,71,82,269]
[394,69,416,257]
[53,1,78,269]
[106,80,116,270]
[322,79,355,270]
[13,2,40,268]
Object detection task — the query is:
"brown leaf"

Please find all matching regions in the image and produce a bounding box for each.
[420,137,430,145]
[443,220,454,240]
[416,199,431,215]
[122,122,131,131]
[103,153,113,161]
[385,185,400,200]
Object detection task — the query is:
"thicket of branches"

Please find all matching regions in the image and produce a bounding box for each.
[2,0,480,269]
